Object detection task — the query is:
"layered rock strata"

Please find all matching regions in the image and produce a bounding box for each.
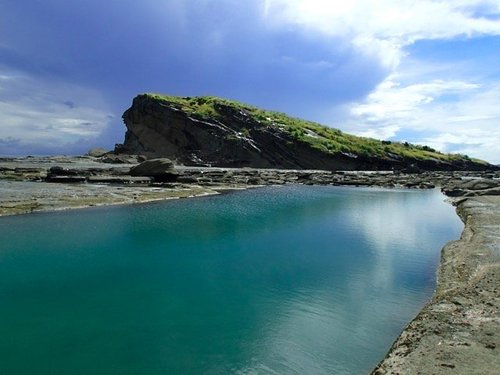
[115,95,496,171]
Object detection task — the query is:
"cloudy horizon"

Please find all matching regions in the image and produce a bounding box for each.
[1,0,499,163]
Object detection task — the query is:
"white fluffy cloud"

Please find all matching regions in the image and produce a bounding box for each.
[263,0,500,163]
[0,70,113,155]
[263,0,500,68]
[264,0,500,45]
[350,78,480,124]
[346,75,500,163]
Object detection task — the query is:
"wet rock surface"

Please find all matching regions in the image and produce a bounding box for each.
[442,178,500,198]
[2,156,498,192]
[0,157,220,216]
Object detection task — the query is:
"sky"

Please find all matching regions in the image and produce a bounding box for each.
[1,0,499,163]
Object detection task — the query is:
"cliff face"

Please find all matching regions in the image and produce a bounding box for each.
[116,94,495,171]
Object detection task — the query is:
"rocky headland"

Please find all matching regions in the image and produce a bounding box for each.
[116,94,495,171]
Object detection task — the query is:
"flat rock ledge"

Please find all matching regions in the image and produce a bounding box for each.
[372,195,500,375]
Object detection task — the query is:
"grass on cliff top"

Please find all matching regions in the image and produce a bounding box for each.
[145,93,485,164]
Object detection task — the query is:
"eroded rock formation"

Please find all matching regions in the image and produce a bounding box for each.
[115,94,497,171]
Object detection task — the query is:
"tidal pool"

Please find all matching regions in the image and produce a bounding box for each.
[0,186,463,374]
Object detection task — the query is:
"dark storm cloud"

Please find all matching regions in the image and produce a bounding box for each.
[0,0,388,154]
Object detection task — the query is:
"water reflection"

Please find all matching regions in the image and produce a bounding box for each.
[231,187,463,374]
[0,186,463,375]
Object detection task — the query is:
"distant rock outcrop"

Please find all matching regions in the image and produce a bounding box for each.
[115,94,497,171]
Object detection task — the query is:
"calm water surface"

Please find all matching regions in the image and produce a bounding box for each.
[0,186,462,374]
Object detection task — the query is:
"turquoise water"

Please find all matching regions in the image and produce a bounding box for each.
[0,186,462,374]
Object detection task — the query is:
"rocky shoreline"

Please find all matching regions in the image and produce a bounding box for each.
[1,156,498,374]
[2,156,499,217]
[372,195,500,374]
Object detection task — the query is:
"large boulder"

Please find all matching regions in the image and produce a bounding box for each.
[86,148,109,157]
[129,158,178,182]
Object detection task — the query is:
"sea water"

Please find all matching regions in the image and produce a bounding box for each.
[0,186,463,374]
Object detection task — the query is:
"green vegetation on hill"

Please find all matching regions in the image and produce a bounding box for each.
[145,93,486,165]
